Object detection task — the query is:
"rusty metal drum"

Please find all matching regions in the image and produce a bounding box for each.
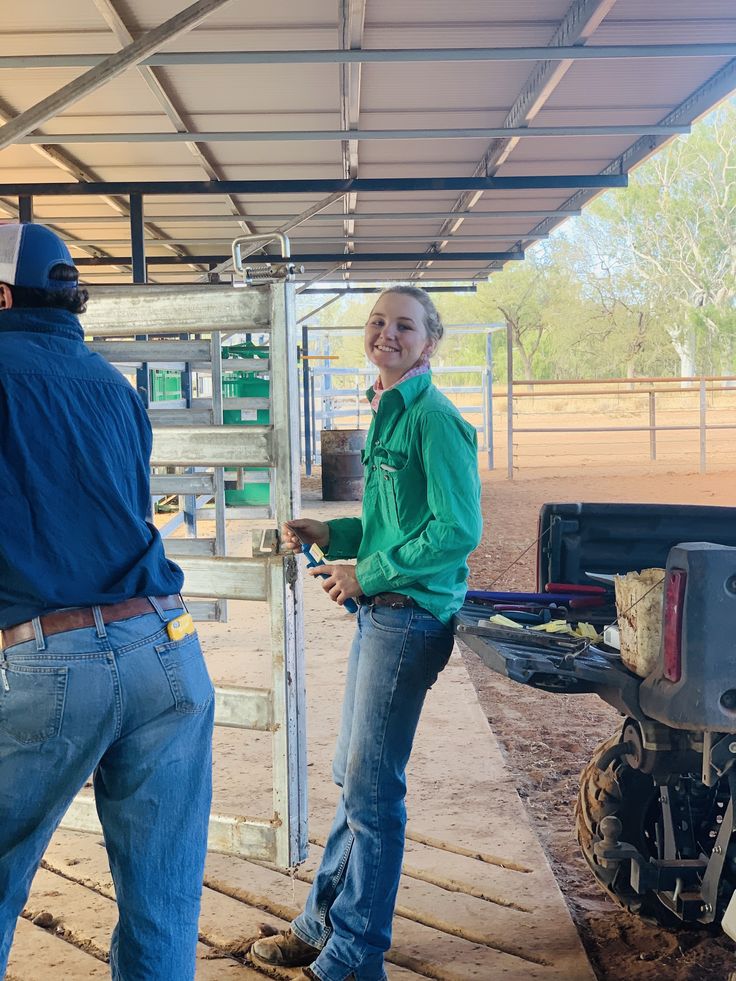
[320,428,367,501]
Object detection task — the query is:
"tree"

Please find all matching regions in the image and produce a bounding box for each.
[581,100,736,375]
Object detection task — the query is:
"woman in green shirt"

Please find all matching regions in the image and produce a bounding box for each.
[253,286,482,981]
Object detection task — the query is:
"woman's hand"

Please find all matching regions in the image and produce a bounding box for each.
[310,563,363,606]
[281,519,330,554]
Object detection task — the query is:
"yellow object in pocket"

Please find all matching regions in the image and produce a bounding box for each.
[166,612,196,641]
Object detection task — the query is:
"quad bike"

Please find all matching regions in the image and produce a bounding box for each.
[456,503,736,937]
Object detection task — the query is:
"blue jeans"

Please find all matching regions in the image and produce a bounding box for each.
[292,602,454,981]
[0,603,215,981]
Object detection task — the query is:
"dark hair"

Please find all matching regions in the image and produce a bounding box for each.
[4,264,88,313]
[7,284,89,314]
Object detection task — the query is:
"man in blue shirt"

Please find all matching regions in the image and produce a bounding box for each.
[0,223,214,981]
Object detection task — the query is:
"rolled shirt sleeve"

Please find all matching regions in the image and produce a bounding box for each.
[325,516,364,560]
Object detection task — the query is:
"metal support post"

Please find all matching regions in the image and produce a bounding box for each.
[310,364,317,464]
[485,331,494,470]
[130,195,150,405]
[700,378,707,474]
[18,195,33,223]
[649,390,657,461]
[302,323,312,477]
[269,281,308,867]
[323,334,333,431]
[506,322,514,480]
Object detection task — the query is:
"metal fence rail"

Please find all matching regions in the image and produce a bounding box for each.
[300,326,502,471]
[501,374,736,477]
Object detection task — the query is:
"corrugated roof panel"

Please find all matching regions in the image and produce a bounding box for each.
[360,62,533,112]
[363,23,563,46]
[505,135,643,163]
[0,0,106,31]
[546,58,733,111]
[157,25,339,51]
[0,0,732,282]
[368,0,569,20]
[596,19,736,44]
[186,112,343,130]
[217,161,346,180]
[0,70,165,116]
[358,109,515,127]
[358,140,492,167]
[150,65,340,114]
[604,0,735,25]
[204,142,343,169]
[108,0,337,32]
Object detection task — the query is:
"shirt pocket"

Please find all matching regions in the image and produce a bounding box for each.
[375,450,418,530]
[155,633,214,715]
[0,663,68,745]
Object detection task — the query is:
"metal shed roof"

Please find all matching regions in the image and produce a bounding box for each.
[0,0,734,286]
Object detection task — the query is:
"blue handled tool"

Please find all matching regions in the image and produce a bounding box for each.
[293,531,359,615]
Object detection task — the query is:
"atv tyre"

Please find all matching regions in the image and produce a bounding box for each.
[575,731,682,928]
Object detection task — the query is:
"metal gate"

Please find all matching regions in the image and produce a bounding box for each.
[60,277,308,868]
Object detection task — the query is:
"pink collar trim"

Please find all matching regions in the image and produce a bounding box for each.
[370,356,430,412]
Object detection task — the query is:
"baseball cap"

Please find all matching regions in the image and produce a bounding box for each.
[0,222,78,291]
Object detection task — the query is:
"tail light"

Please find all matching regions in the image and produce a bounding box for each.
[663,569,686,682]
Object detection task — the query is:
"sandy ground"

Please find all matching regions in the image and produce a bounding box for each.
[464,465,736,981]
[7,482,595,980]
[7,462,736,981]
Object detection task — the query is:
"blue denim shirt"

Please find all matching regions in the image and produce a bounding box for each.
[0,307,183,628]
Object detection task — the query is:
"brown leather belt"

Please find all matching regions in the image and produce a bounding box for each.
[369,592,416,609]
[1,595,184,650]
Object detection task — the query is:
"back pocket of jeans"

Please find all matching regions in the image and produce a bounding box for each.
[155,633,214,715]
[0,664,68,745]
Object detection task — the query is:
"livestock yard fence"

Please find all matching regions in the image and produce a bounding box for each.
[305,366,736,478]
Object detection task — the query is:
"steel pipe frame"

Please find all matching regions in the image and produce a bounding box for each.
[2,44,734,69]
[2,175,627,195]
[74,250,524,265]
[17,123,690,145]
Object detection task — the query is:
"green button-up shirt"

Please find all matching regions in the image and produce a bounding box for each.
[325,372,482,624]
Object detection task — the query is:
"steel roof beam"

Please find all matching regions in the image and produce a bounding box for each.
[73,250,524,266]
[0,176,627,195]
[0,0,237,152]
[45,209,583,222]
[2,44,734,69]
[67,232,549,246]
[338,0,367,274]
[0,95,144,270]
[297,285,478,294]
[20,123,690,144]
[424,0,618,275]
[90,0,256,248]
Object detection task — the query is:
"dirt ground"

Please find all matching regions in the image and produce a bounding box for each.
[463,465,736,981]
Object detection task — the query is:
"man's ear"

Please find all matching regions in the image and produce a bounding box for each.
[0,284,13,310]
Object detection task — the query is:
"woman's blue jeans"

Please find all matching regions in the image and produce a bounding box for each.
[0,604,215,981]
[292,602,454,981]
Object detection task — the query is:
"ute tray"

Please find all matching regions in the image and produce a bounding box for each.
[454,611,645,720]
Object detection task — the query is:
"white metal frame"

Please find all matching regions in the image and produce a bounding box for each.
[62,280,308,868]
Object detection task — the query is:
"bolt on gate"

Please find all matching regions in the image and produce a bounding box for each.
[60,275,308,869]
